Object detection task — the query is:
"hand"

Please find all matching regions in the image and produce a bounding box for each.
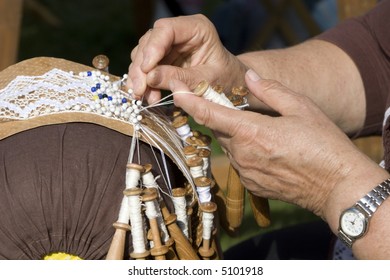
[127,14,247,104]
[171,70,386,221]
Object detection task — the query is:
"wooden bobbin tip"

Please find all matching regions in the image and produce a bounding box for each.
[143,163,153,174]
[130,250,150,260]
[92,54,109,70]
[183,145,198,157]
[112,222,131,231]
[200,201,217,213]
[232,86,249,96]
[198,148,211,158]
[186,155,203,167]
[198,246,215,258]
[172,187,187,197]
[123,187,142,196]
[194,176,212,187]
[142,189,158,202]
[126,163,145,173]
[194,80,209,97]
[151,245,169,257]
[172,115,188,128]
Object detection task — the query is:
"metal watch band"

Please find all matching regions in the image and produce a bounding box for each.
[338,178,390,248]
[356,178,390,217]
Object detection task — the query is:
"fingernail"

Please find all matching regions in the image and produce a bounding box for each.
[247,69,261,82]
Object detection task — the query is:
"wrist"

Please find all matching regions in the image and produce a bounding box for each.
[323,159,390,236]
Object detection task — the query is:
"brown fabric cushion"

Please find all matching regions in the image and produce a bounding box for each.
[0,122,181,259]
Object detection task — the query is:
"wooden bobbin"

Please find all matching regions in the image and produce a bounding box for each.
[186,155,204,179]
[123,187,150,260]
[105,222,131,260]
[185,136,200,147]
[198,201,217,260]
[142,189,169,260]
[212,84,224,94]
[164,237,179,260]
[231,86,249,97]
[172,115,188,129]
[226,164,245,232]
[194,80,210,97]
[126,163,145,173]
[183,145,198,159]
[171,187,189,236]
[229,94,245,107]
[160,201,200,260]
[92,54,110,72]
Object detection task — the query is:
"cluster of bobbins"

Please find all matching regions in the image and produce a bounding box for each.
[90,54,270,260]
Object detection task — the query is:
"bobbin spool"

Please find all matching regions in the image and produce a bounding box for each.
[123,187,150,260]
[183,145,199,159]
[159,200,200,260]
[198,201,217,260]
[142,189,169,260]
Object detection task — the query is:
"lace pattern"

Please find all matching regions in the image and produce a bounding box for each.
[0,68,116,120]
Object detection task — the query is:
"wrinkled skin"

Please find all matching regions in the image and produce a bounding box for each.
[171,71,386,222]
[127,14,246,104]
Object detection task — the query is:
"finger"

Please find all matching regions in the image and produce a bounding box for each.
[141,15,213,72]
[245,69,317,117]
[146,64,212,92]
[127,31,154,97]
[171,79,245,137]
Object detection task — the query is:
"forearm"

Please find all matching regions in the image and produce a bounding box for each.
[238,39,366,136]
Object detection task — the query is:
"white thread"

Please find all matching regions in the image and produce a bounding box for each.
[176,124,193,141]
[202,86,237,110]
[117,196,130,224]
[201,157,210,177]
[126,167,141,189]
[197,186,212,203]
[202,212,214,240]
[142,171,170,243]
[171,195,189,238]
[128,194,146,254]
[144,200,158,220]
[190,165,204,179]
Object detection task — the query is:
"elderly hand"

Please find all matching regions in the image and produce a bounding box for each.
[171,70,388,226]
[127,14,247,104]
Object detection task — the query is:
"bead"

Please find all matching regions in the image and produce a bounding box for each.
[122,97,127,103]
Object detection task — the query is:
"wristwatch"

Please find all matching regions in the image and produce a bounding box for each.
[338,178,390,248]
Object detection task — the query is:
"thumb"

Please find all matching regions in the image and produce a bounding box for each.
[245,69,310,117]
[171,79,243,136]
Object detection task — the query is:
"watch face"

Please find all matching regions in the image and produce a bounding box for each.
[340,208,367,237]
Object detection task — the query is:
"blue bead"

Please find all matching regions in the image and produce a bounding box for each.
[91,87,97,92]
[96,83,101,89]
[87,71,92,76]
[108,96,113,101]
[122,97,127,103]
[98,94,103,99]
